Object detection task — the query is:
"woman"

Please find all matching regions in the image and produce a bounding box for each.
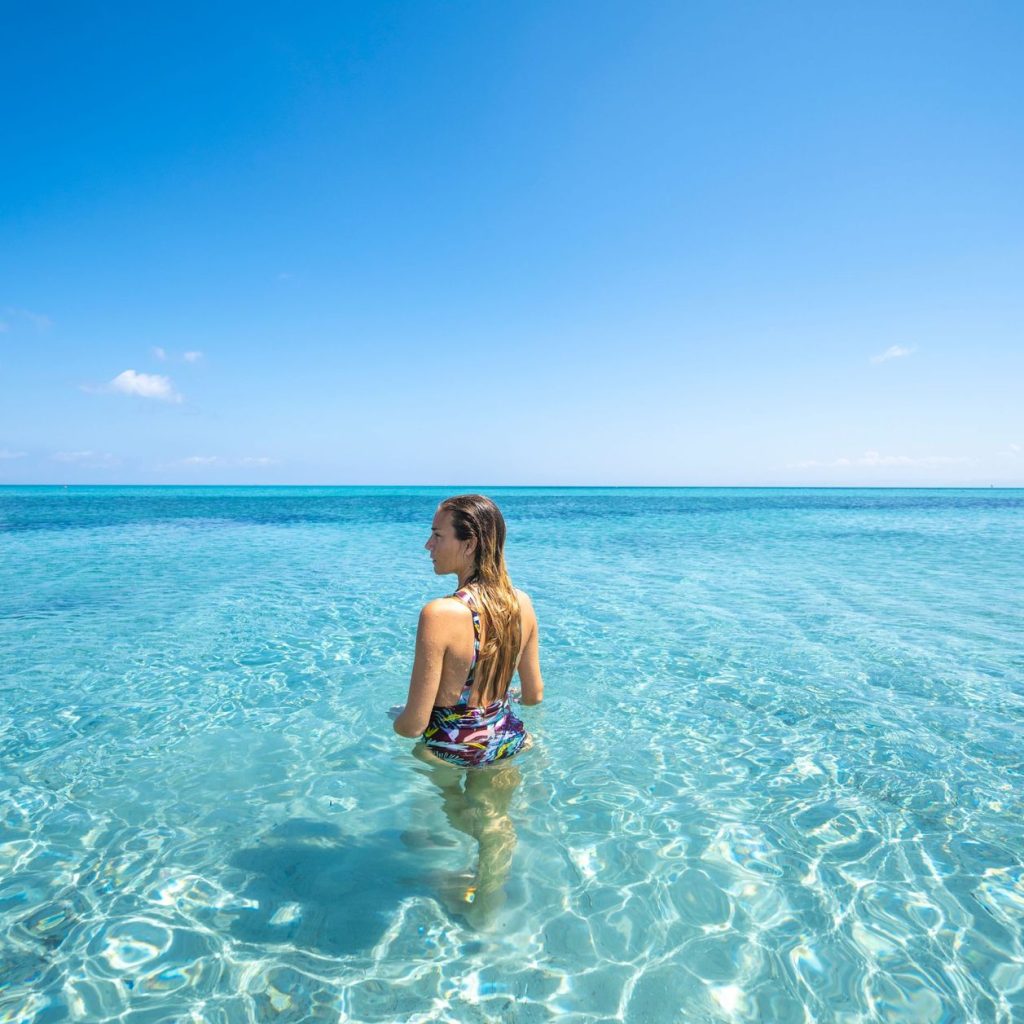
[393,494,543,766]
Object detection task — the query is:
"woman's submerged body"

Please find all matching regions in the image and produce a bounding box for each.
[393,495,544,923]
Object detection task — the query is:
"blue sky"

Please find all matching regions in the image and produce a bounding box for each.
[2,1,1022,485]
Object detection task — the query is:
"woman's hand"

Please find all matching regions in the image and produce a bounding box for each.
[386,704,405,721]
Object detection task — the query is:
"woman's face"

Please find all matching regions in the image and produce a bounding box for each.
[425,509,474,577]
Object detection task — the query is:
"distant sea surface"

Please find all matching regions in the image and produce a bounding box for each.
[2,486,1022,1023]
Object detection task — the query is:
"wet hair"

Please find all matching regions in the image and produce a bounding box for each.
[439,493,521,704]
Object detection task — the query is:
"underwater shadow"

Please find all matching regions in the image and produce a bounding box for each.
[228,817,426,957]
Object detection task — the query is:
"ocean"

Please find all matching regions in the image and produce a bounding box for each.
[2,486,1022,1023]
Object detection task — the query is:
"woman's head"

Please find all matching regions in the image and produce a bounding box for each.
[427,493,507,584]
[427,494,520,703]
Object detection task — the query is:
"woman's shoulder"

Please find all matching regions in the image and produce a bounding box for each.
[514,588,536,618]
[419,595,472,624]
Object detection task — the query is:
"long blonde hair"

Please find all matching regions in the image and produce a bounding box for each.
[440,494,521,704]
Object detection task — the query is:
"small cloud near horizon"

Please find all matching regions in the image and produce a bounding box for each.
[0,448,28,460]
[152,346,167,361]
[52,450,120,467]
[791,450,968,469]
[83,369,183,403]
[177,454,278,467]
[183,350,203,363]
[870,345,915,364]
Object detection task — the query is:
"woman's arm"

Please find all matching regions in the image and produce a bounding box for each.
[516,591,544,706]
[393,601,448,737]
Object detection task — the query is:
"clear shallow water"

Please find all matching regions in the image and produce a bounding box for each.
[2,486,1023,1024]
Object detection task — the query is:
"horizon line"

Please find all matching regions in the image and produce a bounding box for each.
[1,483,1022,491]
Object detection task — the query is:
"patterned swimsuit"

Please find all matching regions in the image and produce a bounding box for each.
[421,589,529,767]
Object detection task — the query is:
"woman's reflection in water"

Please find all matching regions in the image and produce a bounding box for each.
[414,746,523,927]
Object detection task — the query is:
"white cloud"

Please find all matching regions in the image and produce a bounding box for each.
[176,455,279,468]
[24,310,52,331]
[791,450,968,469]
[3,307,53,331]
[870,345,915,364]
[183,350,203,363]
[152,346,167,361]
[859,450,964,466]
[52,450,119,467]
[1009,443,1021,454]
[0,448,27,459]
[108,369,182,402]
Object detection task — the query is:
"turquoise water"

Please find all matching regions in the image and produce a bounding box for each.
[2,486,1023,1023]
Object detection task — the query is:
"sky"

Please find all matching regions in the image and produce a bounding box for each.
[2,1,1022,485]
